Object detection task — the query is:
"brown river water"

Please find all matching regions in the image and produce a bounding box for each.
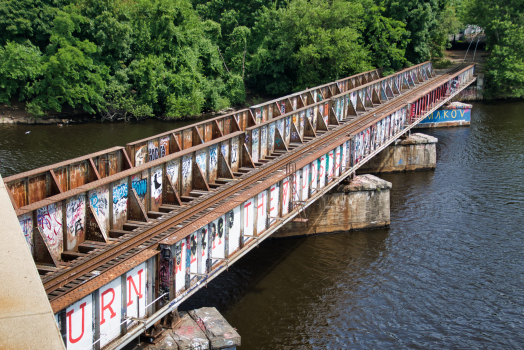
[1,101,523,349]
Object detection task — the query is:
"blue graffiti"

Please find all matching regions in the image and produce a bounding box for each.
[90,193,99,215]
[113,183,128,204]
[132,179,147,197]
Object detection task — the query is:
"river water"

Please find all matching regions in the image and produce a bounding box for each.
[1,101,523,349]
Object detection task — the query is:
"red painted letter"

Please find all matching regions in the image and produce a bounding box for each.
[100,288,116,324]
[244,201,252,227]
[127,269,144,306]
[257,193,265,215]
[270,186,276,212]
[66,303,86,344]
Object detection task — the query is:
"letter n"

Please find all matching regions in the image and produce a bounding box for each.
[127,269,144,307]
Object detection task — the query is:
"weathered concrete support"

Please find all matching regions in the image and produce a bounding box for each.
[273,175,391,238]
[453,73,484,101]
[357,133,437,173]
[140,307,241,350]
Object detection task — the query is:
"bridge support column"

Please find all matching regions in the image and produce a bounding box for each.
[357,133,437,174]
[273,175,391,238]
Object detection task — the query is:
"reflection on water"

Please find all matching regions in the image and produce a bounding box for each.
[1,101,524,349]
[0,117,212,177]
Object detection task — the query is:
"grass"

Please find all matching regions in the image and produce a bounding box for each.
[432,58,454,69]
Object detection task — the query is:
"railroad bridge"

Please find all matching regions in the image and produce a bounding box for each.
[3,62,476,349]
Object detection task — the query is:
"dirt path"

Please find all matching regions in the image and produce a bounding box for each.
[445,48,488,73]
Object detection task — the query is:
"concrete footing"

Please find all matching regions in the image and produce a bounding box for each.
[357,133,437,174]
[133,307,240,350]
[273,175,391,238]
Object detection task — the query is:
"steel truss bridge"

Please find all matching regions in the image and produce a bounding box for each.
[4,62,476,349]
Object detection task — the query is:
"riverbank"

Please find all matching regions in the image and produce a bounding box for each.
[0,100,237,125]
[1,54,485,125]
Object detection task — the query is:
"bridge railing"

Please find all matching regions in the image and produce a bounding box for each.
[50,64,477,349]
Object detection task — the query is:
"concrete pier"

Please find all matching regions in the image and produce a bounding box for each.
[132,307,240,350]
[357,133,437,174]
[274,175,391,238]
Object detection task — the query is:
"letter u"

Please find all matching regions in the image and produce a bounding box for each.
[66,302,87,344]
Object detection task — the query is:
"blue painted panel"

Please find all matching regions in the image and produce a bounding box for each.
[420,108,471,124]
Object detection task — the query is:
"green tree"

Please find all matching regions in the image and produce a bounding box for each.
[360,0,409,73]
[465,0,524,98]
[27,9,108,116]
[383,0,440,63]
[248,0,372,95]
[0,42,43,104]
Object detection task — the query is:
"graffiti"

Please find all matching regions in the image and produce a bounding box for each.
[181,155,192,195]
[252,128,259,162]
[277,119,284,138]
[151,168,162,202]
[37,203,63,255]
[132,178,147,197]
[89,186,109,233]
[66,194,86,245]
[175,242,182,272]
[18,213,33,253]
[159,248,171,304]
[261,126,267,157]
[112,183,128,205]
[160,137,169,158]
[196,150,206,174]
[113,181,128,221]
[245,133,250,145]
[200,227,207,260]
[231,141,238,166]
[227,210,234,229]
[218,218,224,243]
[135,145,147,166]
[300,111,305,135]
[280,102,285,114]
[268,124,275,151]
[210,222,217,248]
[190,233,197,264]
[148,141,159,162]
[209,146,218,172]
[275,135,283,148]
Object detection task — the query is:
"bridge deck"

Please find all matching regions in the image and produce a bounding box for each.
[2,62,476,349]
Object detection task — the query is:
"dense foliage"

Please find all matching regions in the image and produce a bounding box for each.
[0,0,462,119]
[464,0,524,98]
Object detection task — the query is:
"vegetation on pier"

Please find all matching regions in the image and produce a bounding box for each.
[0,0,464,119]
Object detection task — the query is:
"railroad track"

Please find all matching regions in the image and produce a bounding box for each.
[44,64,469,302]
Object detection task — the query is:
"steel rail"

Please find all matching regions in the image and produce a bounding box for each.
[43,64,471,299]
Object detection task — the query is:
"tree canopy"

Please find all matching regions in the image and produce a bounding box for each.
[464,0,524,98]
[0,0,465,119]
